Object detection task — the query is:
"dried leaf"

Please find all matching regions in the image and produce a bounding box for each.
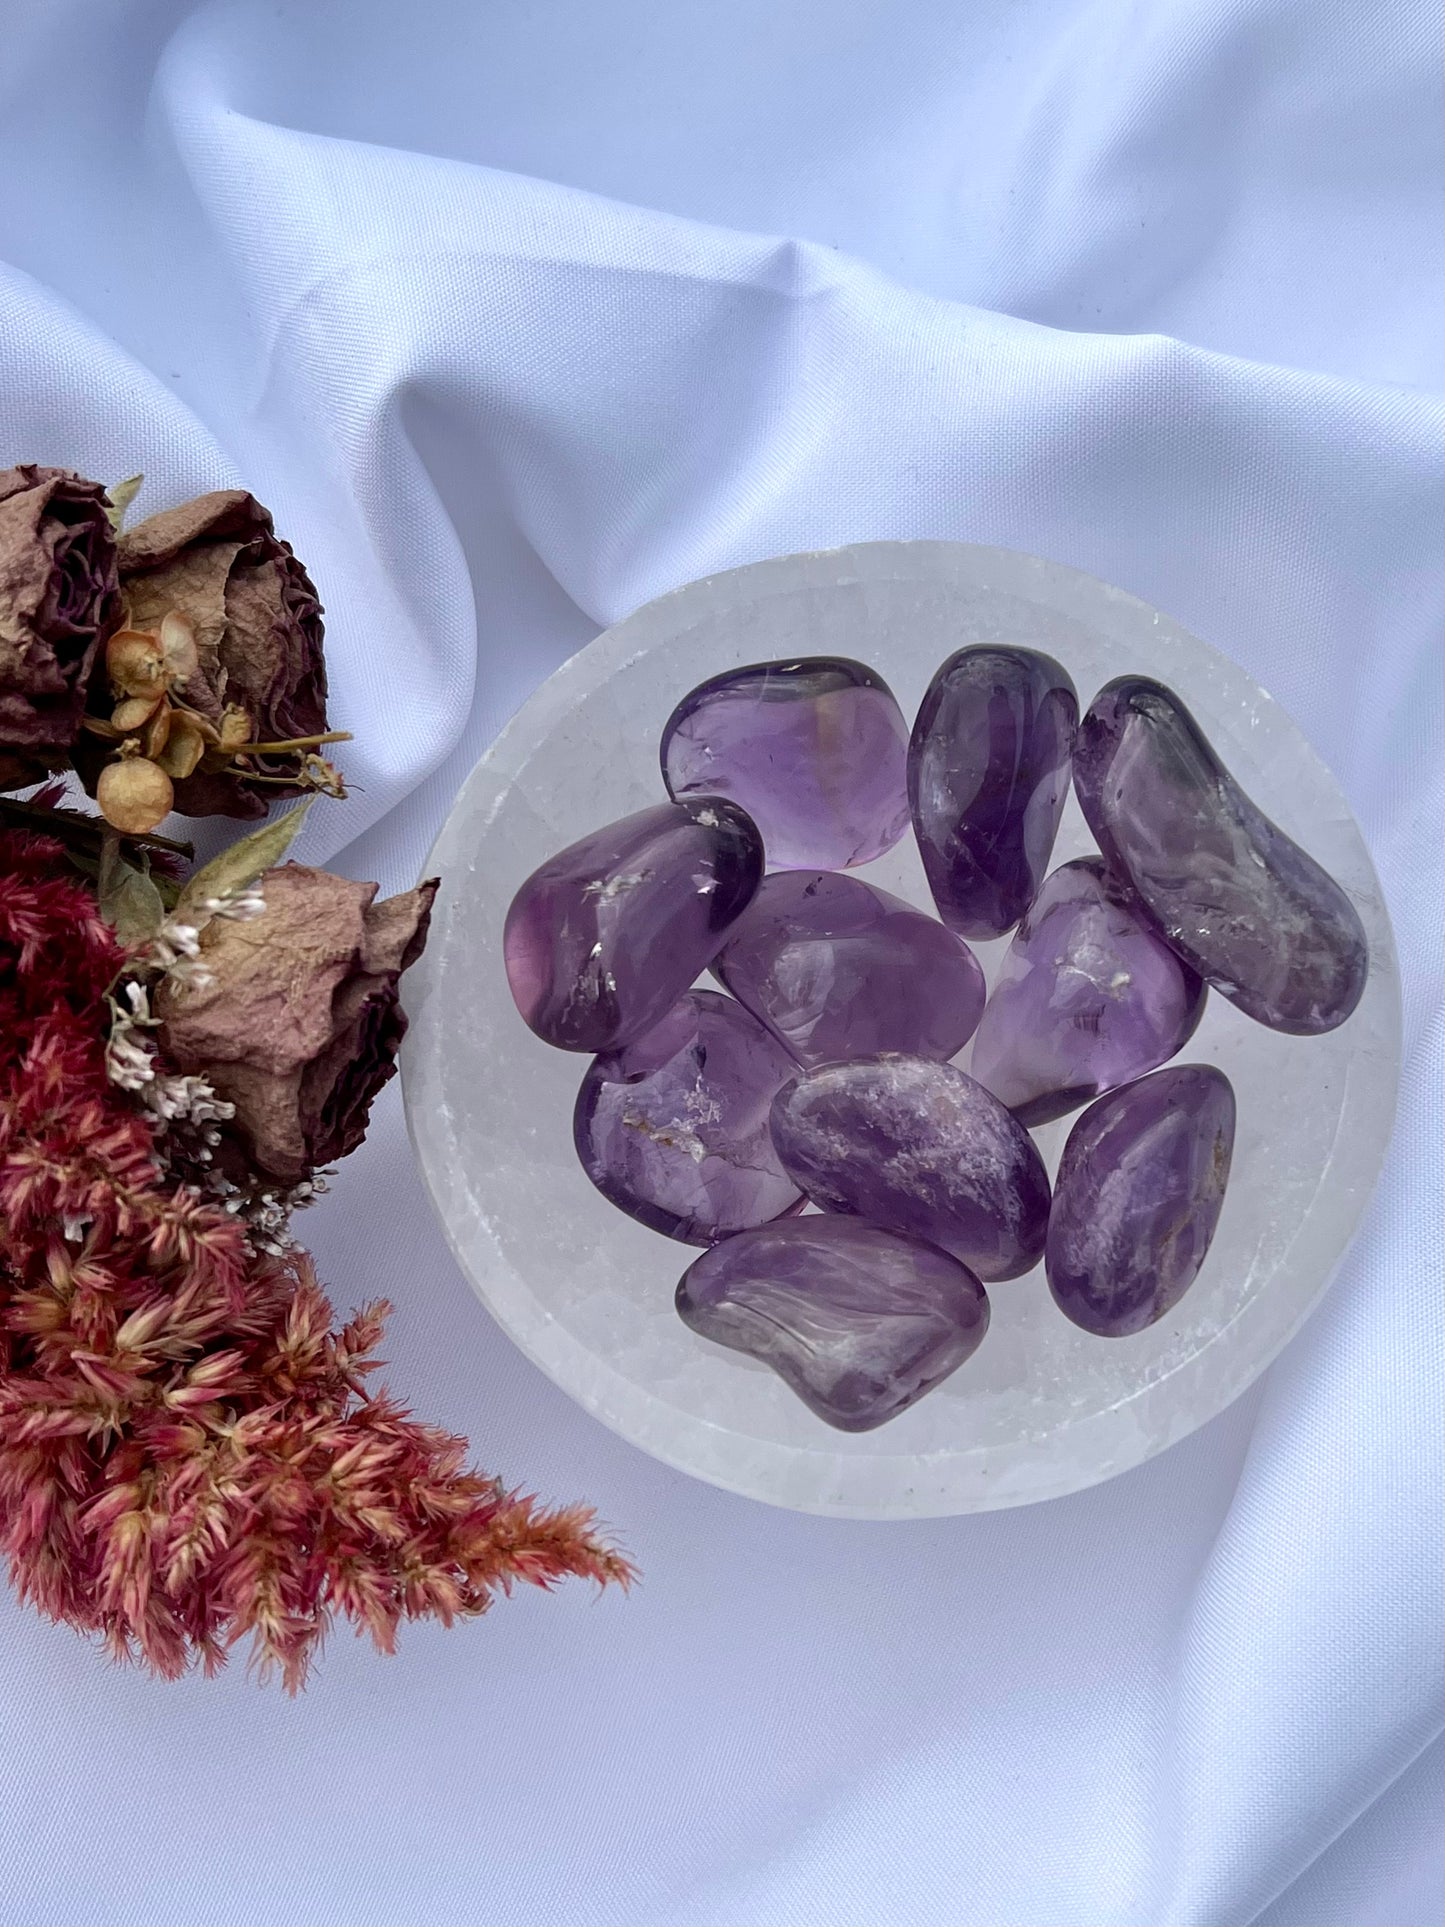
[104,474,144,532]
[173,795,313,921]
[98,833,165,948]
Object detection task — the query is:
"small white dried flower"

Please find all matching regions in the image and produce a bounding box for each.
[209,888,266,922]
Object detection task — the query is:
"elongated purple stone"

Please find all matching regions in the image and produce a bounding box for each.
[503,798,763,1052]
[908,645,1079,939]
[574,991,804,1245]
[769,1054,1051,1281]
[676,1216,989,1431]
[661,657,911,870]
[970,858,1207,1127]
[1047,1064,1235,1336]
[713,870,986,1068]
[1073,677,1368,1034]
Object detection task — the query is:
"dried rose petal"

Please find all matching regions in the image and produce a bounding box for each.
[0,465,122,784]
[157,862,438,1180]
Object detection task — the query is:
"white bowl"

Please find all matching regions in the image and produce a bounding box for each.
[402,543,1400,1518]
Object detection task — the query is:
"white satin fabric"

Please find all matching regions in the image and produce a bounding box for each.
[1,3,1440,1923]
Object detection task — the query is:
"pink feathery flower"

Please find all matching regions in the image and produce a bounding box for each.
[0,831,632,1689]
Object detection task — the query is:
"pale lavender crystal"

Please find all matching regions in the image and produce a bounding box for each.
[503,798,763,1052]
[713,870,986,1068]
[769,1055,1050,1282]
[970,858,1207,1127]
[1047,1064,1235,1336]
[574,991,804,1245]
[676,1216,989,1431]
[1073,677,1368,1034]
[660,657,911,870]
[908,645,1079,939]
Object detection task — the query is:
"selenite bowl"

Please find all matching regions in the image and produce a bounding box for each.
[402,543,1400,1518]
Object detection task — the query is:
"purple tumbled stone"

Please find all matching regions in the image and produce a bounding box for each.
[970,857,1207,1127]
[676,1216,989,1431]
[908,645,1079,939]
[1073,677,1368,1035]
[573,990,804,1245]
[660,657,911,870]
[712,870,986,1068]
[769,1054,1051,1282]
[1046,1064,1235,1336]
[504,798,763,1052]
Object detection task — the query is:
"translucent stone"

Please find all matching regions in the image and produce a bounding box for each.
[503,797,763,1052]
[1046,1064,1236,1336]
[677,1217,989,1431]
[1073,676,1369,1034]
[407,540,1400,1517]
[769,1054,1051,1282]
[712,869,986,1068]
[970,857,1207,1126]
[660,657,911,870]
[573,990,803,1245]
[908,644,1079,939]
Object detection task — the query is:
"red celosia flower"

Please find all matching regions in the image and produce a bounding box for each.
[0,831,631,1688]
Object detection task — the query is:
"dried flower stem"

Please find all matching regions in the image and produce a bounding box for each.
[0,794,193,860]
[235,731,353,755]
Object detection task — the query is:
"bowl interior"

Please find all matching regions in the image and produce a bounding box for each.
[402,542,1400,1517]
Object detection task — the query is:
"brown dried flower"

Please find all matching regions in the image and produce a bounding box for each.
[0,465,121,788]
[157,862,438,1182]
[100,490,328,818]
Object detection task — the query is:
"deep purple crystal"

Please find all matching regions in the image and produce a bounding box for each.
[712,870,986,1068]
[908,645,1079,939]
[676,1216,990,1431]
[1073,677,1368,1035]
[969,857,1207,1127]
[1046,1063,1236,1336]
[660,657,911,870]
[504,798,763,1052]
[573,990,804,1244]
[769,1054,1051,1282]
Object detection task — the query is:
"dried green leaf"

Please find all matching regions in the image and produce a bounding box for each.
[174,795,314,922]
[105,474,145,533]
[98,833,166,949]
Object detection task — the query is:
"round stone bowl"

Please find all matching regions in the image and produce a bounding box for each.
[402,542,1400,1518]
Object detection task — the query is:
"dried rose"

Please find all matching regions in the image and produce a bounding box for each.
[102,490,327,818]
[156,862,438,1182]
[0,465,122,788]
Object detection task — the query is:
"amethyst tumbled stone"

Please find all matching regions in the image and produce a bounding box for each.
[769,1054,1050,1282]
[713,870,986,1068]
[1047,1064,1236,1336]
[1073,676,1368,1034]
[574,990,803,1244]
[504,798,763,1052]
[970,857,1207,1127]
[908,645,1079,939]
[676,1217,990,1431]
[660,657,911,870]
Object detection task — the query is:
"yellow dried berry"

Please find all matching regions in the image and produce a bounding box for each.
[111,693,163,733]
[159,610,200,684]
[96,756,175,835]
[156,710,206,779]
[106,629,168,699]
[217,705,253,753]
[142,703,173,760]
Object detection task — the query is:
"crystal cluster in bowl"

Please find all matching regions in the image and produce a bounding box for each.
[502,647,1368,1433]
